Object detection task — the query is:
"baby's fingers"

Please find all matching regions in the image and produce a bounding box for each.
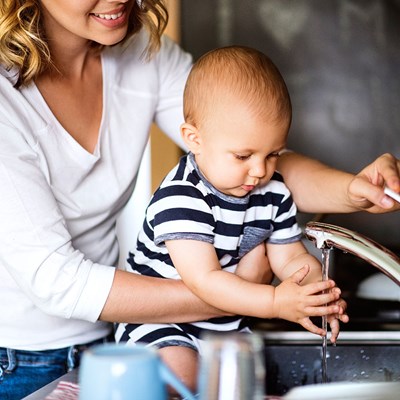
[305,303,341,317]
[299,317,326,337]
[329,318,340,344]
[337,313,350,323]
[306,289,341,307]
[304,279,337,295]
[328,299,350,323]
[329,309,350,323]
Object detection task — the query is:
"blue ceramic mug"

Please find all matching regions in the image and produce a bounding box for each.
[79,343,196,400]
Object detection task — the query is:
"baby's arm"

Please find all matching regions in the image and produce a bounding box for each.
[267,240,349,342]
[235,243,273,284]
[166,239,341,335]
[267,240,322,284]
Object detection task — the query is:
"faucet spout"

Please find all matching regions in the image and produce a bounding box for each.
[305,222,400,286]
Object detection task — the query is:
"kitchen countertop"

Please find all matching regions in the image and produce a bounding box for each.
[22,368,185,400]
[22,369,78,400]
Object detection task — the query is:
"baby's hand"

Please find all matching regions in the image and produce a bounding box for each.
[272,265,342,336]
[327,297,349,343]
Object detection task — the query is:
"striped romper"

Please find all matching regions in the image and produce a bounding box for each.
[115,152,302,353]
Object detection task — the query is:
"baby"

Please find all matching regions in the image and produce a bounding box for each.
[116,46,347,391]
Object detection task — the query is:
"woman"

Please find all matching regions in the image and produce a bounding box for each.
[0,1,398,398]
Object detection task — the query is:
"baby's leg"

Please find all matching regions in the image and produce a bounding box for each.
[116,322,200,393]
[158,345,199,394]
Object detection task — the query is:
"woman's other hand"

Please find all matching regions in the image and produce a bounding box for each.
[348,153,400,213]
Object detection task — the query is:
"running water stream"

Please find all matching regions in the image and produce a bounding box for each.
[321,247,331,383]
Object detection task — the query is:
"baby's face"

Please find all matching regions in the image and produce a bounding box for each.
[194,100,288,197]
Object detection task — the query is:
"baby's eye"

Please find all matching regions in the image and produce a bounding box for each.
[267,152,281,160]
[234,154,251,161]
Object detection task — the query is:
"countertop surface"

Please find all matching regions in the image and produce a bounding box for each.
[22,369,78,400]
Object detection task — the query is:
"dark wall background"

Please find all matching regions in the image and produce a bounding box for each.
[181,0,400,248]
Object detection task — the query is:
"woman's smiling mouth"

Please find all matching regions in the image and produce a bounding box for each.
[93,11,123,20]
[90,7,127,27]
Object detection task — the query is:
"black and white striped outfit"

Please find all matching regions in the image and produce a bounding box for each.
[115,152,302,352]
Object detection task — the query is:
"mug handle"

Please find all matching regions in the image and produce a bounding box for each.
[159,362,197,400]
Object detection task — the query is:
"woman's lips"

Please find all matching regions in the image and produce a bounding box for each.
[91,7,127,28]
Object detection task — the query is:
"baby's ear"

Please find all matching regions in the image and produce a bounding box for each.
[180,123,201,154]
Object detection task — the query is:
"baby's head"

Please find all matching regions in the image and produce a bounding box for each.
[183,45,291,132]
[181,46,292,197]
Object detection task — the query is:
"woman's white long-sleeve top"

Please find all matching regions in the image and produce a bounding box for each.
[0,32,191,350]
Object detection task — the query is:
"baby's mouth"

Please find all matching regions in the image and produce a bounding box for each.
[241,184,255,192]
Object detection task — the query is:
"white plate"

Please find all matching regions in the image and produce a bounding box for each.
[283,381,400,400]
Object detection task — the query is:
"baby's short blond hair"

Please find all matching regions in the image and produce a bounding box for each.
[183,46,292,130]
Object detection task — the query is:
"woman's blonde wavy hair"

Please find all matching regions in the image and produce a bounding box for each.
[0,0,168,88]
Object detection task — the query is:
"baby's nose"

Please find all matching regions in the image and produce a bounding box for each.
[249,162,266,178]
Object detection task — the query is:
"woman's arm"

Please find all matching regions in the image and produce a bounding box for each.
[0,119,224,325]
[99,269,226,324]
[100,241,274,323]
[277,152,400,214]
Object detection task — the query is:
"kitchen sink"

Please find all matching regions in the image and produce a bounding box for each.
[251,241,400,397]
[263,335,400,395]
[253,317,400,396]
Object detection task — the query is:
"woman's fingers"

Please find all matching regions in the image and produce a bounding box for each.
[349,153,400,212]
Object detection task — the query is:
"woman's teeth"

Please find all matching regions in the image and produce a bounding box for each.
[93,11,123,20]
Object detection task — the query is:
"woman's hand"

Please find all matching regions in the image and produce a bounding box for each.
[348,153,400,213]
[277,151,400,214]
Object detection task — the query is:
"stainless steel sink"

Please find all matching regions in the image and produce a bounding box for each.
[252,279,400,396]
[253,222,400,396]
[255,320,400,396]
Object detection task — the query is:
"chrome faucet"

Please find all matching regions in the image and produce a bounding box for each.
[304,222,400,286]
